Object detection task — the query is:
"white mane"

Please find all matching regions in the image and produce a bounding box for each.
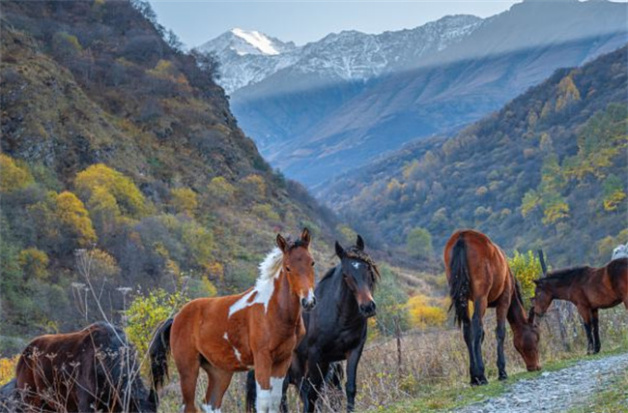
[611,243,628,260]
[228,247,284,317]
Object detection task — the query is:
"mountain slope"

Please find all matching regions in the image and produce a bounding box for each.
[0,0,339,338]
[319,46,628,266]
[223,0,627,187]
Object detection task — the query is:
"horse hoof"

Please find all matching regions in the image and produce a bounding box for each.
[498,374,508,381]
[470,377,488,386]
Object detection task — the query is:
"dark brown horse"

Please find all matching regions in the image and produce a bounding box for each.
[445,229,541,385]
[533,257,628,354]
[13,322,156,412]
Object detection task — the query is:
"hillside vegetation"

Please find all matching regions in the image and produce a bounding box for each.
[0,0,341,344]
[320,46,628,266]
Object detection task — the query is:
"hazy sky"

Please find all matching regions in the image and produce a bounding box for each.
[148,1,526,48]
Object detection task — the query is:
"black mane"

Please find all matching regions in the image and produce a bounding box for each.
[542,266,591,283]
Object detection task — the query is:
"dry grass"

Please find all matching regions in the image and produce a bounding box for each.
[154,305,627,412]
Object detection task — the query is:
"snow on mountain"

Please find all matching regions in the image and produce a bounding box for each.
[199,15,483,94]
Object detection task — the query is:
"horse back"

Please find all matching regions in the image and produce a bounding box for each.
[445,229,512,304]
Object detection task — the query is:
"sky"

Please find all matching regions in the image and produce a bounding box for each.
[148,0,526,48]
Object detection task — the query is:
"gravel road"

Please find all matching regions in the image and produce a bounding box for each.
[455,352,628,413]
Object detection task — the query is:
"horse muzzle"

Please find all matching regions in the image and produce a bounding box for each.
[359,301,377,318]
[300,290,317,311]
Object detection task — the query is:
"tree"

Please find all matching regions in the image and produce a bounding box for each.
[406,227,434,260]
[18,248,49,281]
[0,155,33,193]
[508,250,542,304]
[170,187,198,216]
[55,191,97,247]
[602,174,626,211]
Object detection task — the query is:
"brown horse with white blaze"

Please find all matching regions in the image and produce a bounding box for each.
[533,257,628,354]
[445,230,541,386]
[149,229,316,413]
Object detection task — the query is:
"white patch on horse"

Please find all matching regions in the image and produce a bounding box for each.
[229,248,283,317]
[233,347,243,363]
[201,404,220,413]
[223,333,229,341]
[270,376,284,411]
[611,243,628,260]
[256,382,272,413]
[352,261,361,269]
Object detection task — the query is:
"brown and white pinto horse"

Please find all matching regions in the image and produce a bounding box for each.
[150,229,316,413]
[445,230,541,386]
[533,257,628,354]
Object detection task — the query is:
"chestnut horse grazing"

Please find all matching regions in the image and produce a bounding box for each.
[14,322,157,412]
[150,229,316,413]
[445,230,540,386]
[533,257,628,354]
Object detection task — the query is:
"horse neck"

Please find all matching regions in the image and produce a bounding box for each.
[335,268,365,325]
[272,270,302,324]
[507,288,529,331]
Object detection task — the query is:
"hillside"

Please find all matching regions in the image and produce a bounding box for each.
[319,46,628,267]
[0,0,341,341]
[217,0,627,187]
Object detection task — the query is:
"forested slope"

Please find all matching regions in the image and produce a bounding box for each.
[320,46,628,266]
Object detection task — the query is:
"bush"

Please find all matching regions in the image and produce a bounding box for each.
[406,295,447,330]
[18,248,49,281]
[508,250,543,304]
[125,289,188,356]
[0,355,20,386]
[0,154,33,193]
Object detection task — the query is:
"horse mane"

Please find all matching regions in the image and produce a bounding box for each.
[513,278,525,306]
[542,266,591,283]
[343,247,381,284]
[258,247,283,281]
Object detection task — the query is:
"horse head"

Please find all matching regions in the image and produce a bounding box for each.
[335,235,379,318]
[512,307,541,371]
[532,278,553,319]
[277,228,317,311]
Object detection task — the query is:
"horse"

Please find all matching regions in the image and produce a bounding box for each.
[149,228,316,413]
[532,257,628,354]
[245,235,379,413]
[445,229,541,386]
[13,321,156,412]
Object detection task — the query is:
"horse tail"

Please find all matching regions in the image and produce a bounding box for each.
[448,234,471,326]
[149,318,173,393]
[245,370,257,413]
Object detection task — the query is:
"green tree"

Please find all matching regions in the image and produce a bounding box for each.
[18,248,49,281]
[406,227,434,260]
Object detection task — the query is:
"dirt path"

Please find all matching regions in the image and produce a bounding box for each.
[455,352,628,413]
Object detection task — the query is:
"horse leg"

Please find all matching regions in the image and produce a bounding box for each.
[201,366,233,413]
[591,309,601,354]
[471,298,488,385]
[269,359,292,413]
[461,318,477,385]
[175,352,201,413]
[576,305,595,355]
[300,353,327,413]
[345,337,366,412]
[495,299,509,380]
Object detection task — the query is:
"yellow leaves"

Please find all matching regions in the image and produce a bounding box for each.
[603,190,626,211]
[508,250,542,303]
[55,191,97,246]
[541,197,570,225]
[241,174,266,198]
[18,248,49,281]
[206,176,236,206]
[75,164,146,218]
[0,154,33,193]
[125,289,188,357]
[169,187,198,217]
[555,74,581,112]
[406,295,447,330]
[0,355,20,386]
[251,203,280,221]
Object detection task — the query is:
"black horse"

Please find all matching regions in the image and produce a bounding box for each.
[12,322,157,412]
[246,235,379,412]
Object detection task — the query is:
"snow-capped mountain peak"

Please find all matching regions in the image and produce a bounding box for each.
[230,28,280,55]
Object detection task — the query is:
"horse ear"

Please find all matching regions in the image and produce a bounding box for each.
[301,227,311,246]
[276,234,288,252]
[356,234,365,251]
[335,241,345,258]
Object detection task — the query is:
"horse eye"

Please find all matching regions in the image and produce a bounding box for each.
[286,266,291,272]
[311,261,315,267]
